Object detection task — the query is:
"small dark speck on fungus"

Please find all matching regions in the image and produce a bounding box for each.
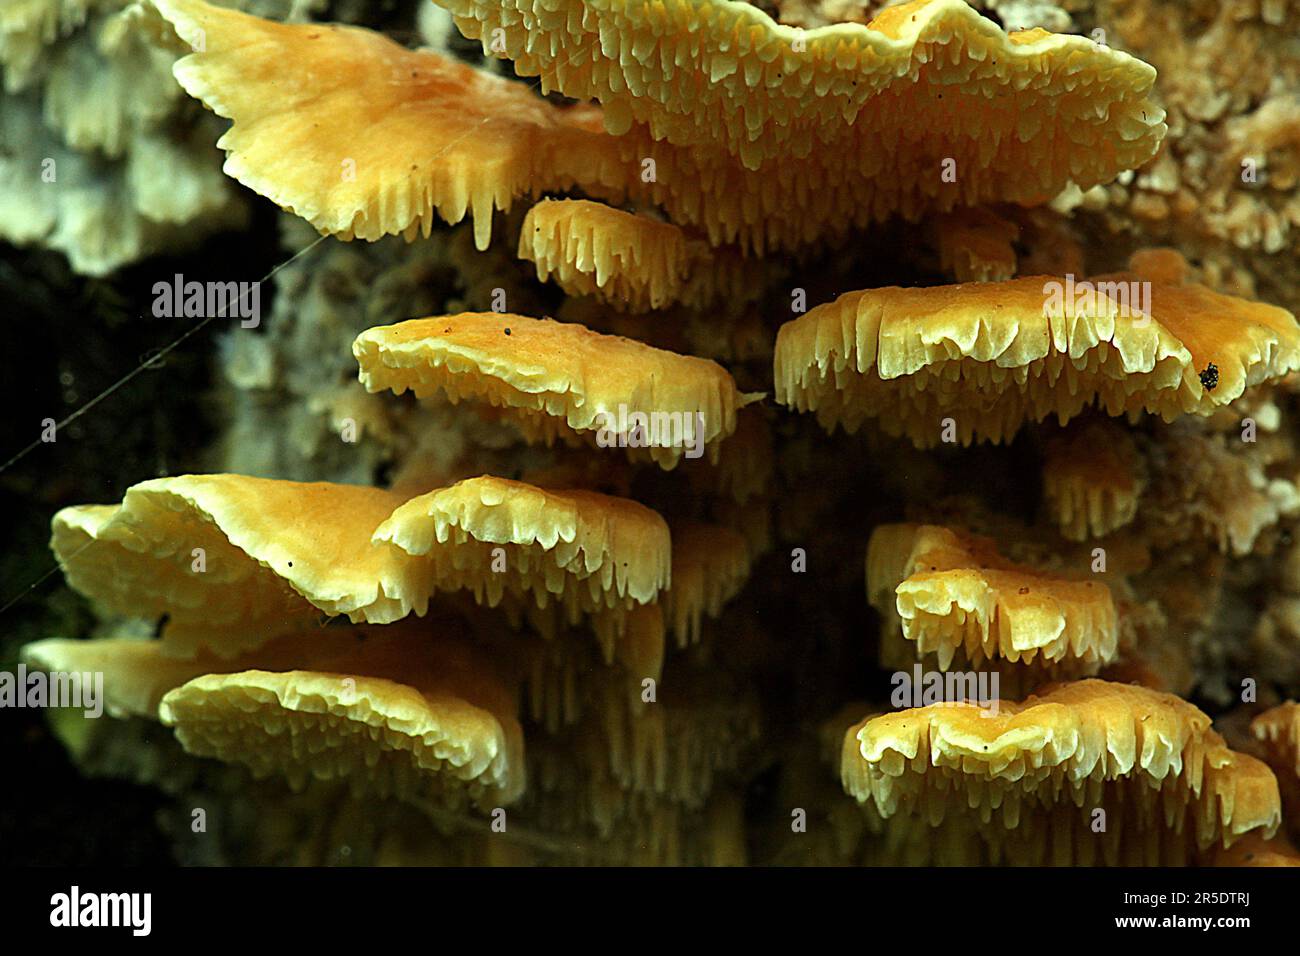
[1199,363,1219,391]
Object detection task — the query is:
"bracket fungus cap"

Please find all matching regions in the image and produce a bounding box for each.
[373,475,672,618]
[354,313,761,468]
[50,475,417,657]
[842,679,1281,864]
[775,269,1300,447]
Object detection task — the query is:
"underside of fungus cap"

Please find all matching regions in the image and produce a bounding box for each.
[867,523,1119,677]
[441,0,1164,243]
[932,207,1020,283]
[152,0,1170,258]
[157,625,525,808]
[509,601,665,733]
[151,0,616,250]
[663,523,752,647]
[1252,702,1300,834]
[374,475,672,619]
[691,407,775,506]
[519,199,695,312]
[1042,418,1146,541]
[354,313,760,468]
[841,679,1282,865]
[441,0,1164,188]
[20,635,220,720]
[50,475,418,657]
[518,198,753,313]
[17,625,390,720]
[775,273,1300,447]
[22,624,527,806]
[530,665,761,834]
[1252,702,1300,778]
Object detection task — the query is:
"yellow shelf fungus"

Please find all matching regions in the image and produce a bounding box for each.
[158,629,525,808]
[1042,419,1146,541]
[19,0,1300,873]
[153,0,620,251]
[374,475,671,657]
[443,0,1165,197]
[354,313,761,469]
[776,262,1300,447]
[50,475,415,658]
[154,0,1167,256]
[518,199,761,313]
[932,207,1020,283]
[23,624,526,810]
[867,523,1120,682]
[841,680,1282,865]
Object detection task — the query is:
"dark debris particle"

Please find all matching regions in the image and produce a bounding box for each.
[504,328,512,335]
[1199,362,1219,391]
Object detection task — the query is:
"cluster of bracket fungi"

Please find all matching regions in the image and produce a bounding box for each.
[15,0,1300,865]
